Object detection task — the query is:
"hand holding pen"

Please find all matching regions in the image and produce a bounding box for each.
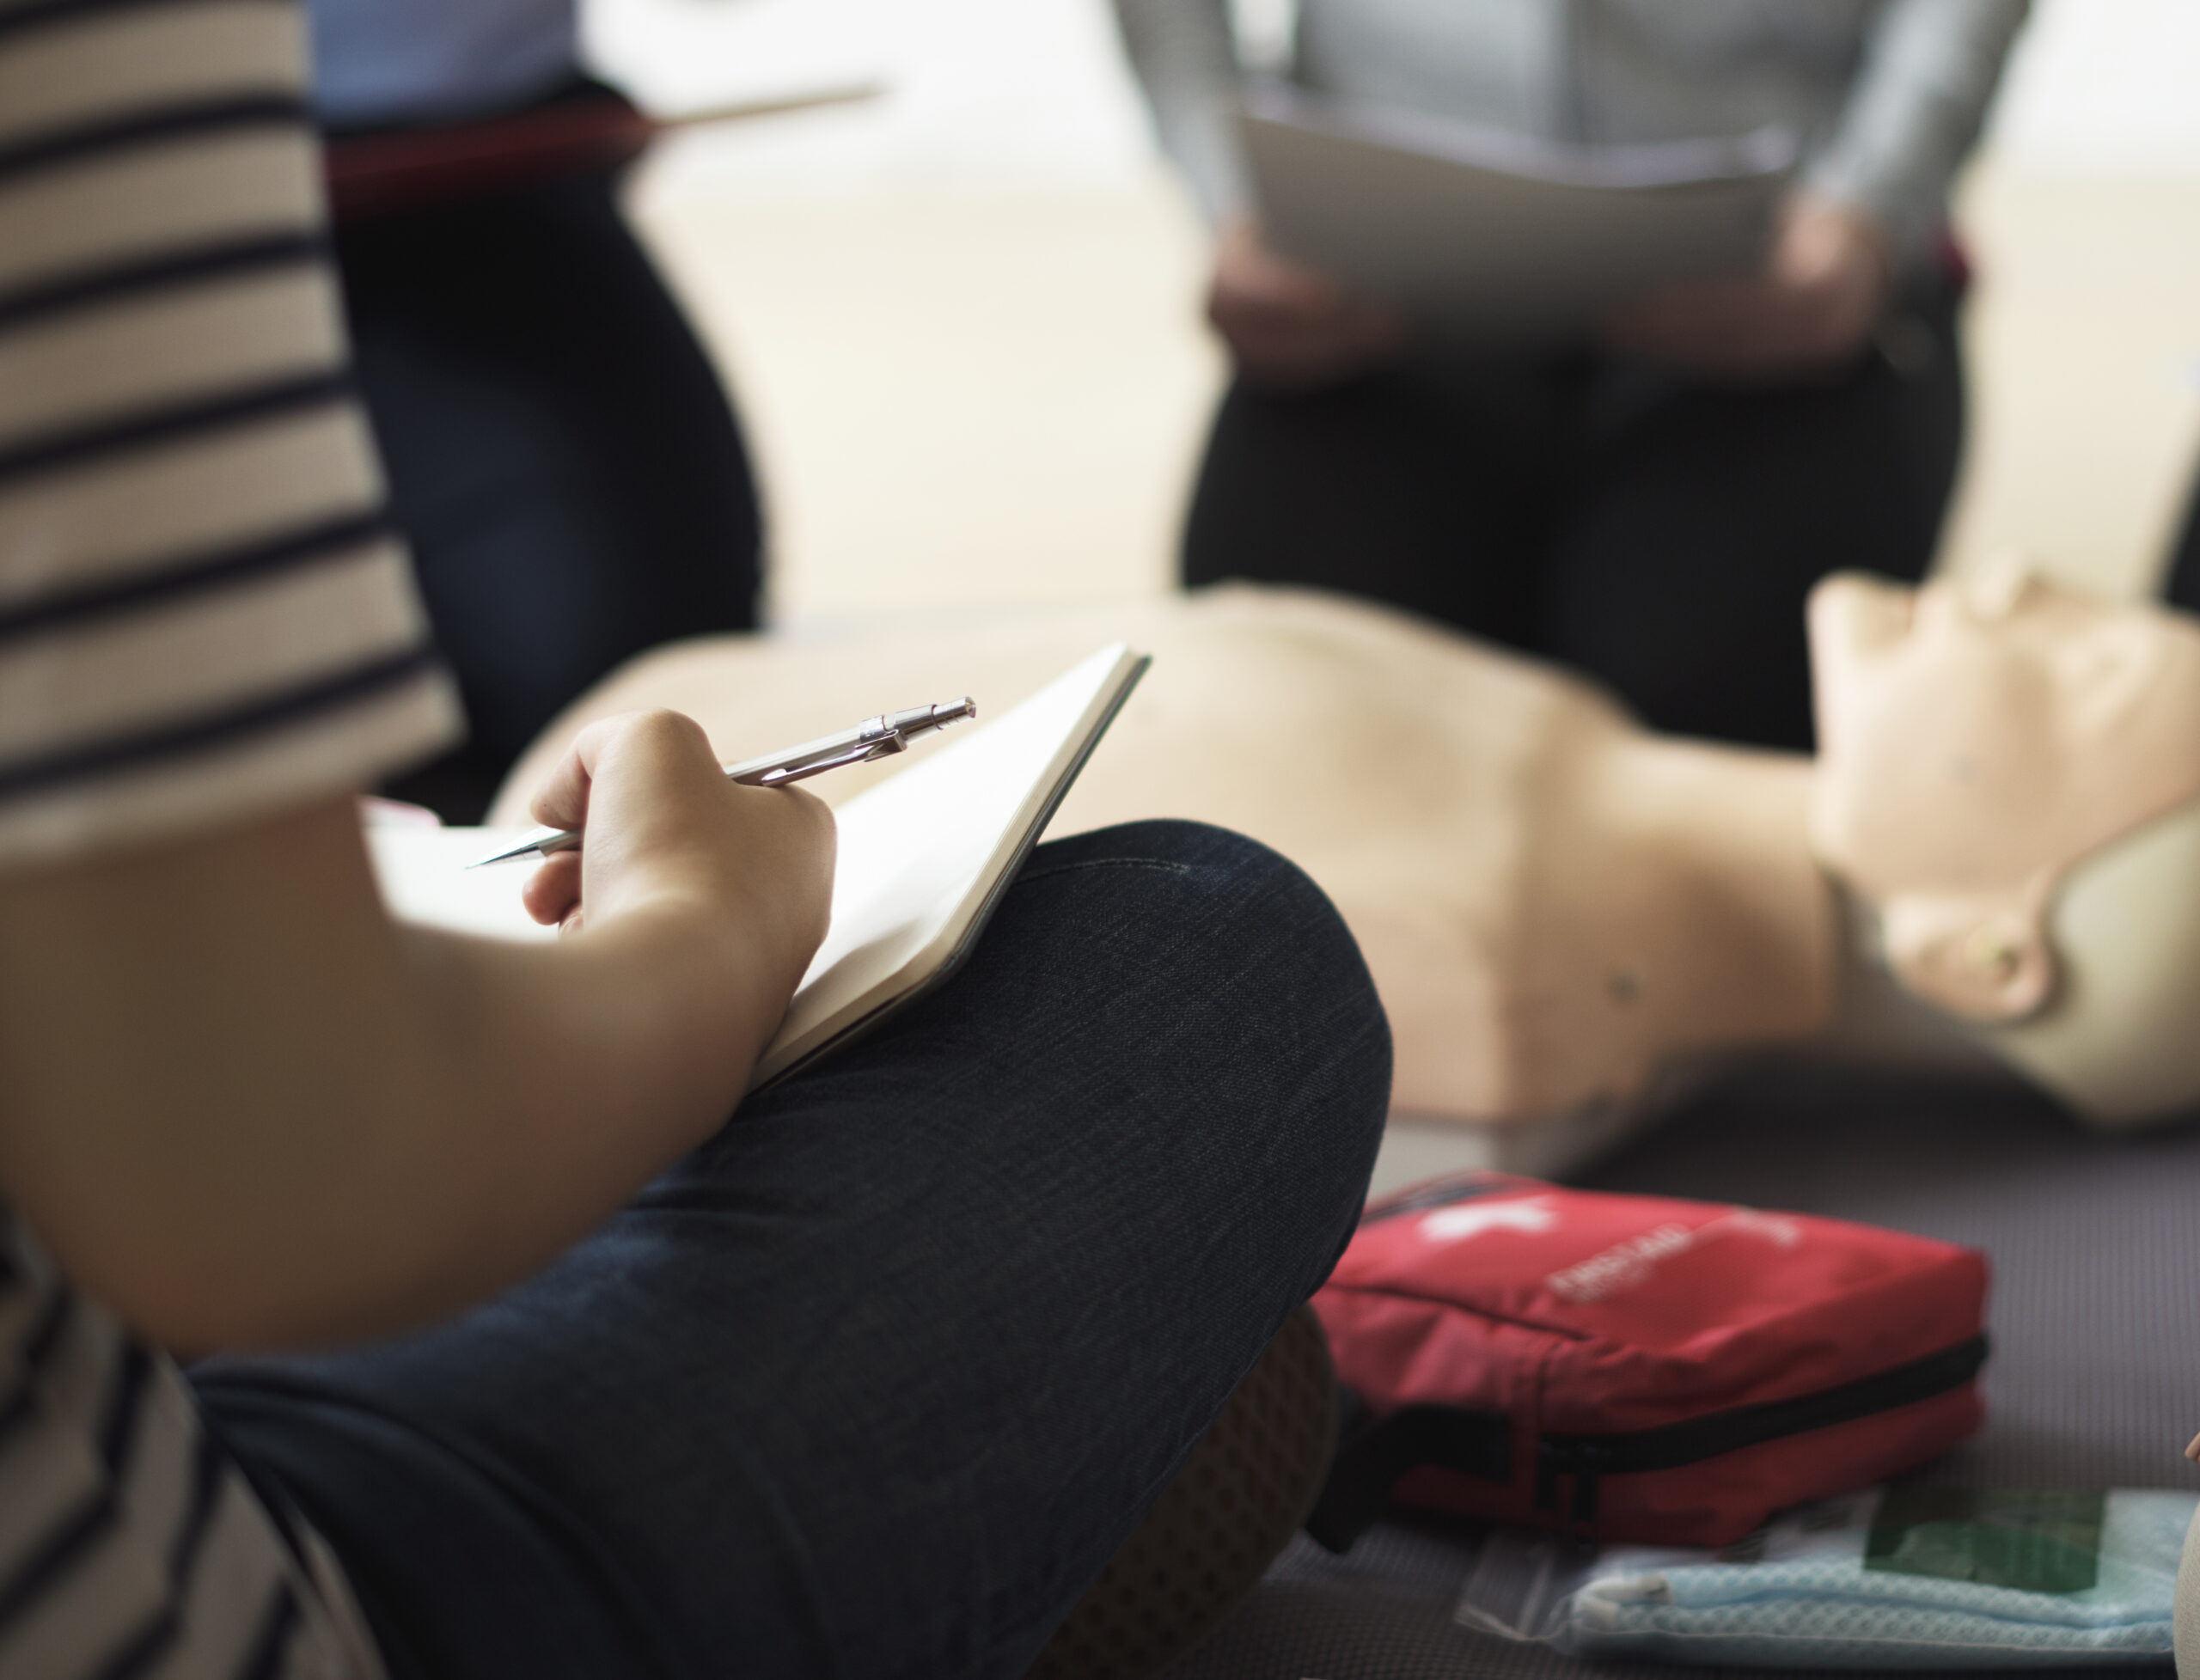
[474,698,976,868]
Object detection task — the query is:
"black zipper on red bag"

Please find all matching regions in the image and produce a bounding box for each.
[1533,1333,1989,1525]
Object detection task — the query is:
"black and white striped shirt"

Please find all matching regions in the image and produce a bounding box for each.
[1,0,460,1672]
[1,1220,385,1678]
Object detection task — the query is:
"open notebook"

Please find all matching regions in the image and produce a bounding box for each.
[369,644,1150,1085]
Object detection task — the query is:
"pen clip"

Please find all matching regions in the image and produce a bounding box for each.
[750,736,906,786]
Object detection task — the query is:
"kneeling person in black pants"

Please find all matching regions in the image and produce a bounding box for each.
[1114,0,2030,751]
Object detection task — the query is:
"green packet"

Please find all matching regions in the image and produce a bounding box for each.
[1455,1486,2197,1668]
[1865,1488,2108,1597]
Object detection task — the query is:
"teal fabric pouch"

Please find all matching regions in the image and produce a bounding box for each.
[1456,1487,2194,1667]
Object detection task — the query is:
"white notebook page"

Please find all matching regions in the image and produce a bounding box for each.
[758,641,1143,1080]
[367,643,1145,1082]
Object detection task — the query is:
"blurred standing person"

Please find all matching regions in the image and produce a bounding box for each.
[313,0,765,818]
[1114,0,2029,749]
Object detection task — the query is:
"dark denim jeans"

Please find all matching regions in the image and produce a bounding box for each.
[194,821,1391,1680]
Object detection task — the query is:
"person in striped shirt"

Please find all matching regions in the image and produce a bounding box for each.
[0,3,1391,1677]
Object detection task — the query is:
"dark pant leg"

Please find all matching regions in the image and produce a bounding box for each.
[1182,363,1563,648]
[194,822,1391,1680]
[339,169,763,822]
[1536,283,1966,750]
[2160,464,2200,614]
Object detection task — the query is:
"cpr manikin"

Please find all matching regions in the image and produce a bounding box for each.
[491,572,2200,1158]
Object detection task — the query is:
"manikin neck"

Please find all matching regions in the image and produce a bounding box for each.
[1821,795,2200,1126]
[1959,793,2200,1126]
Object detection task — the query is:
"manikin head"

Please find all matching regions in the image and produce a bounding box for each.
[1810,565,2200,1127]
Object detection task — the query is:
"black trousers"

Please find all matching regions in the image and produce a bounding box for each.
[339,167,763,821]
[2164,470,2200,616]
[1183,279,1965,752]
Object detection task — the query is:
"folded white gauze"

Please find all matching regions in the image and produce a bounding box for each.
[1456,1487,2195,1668]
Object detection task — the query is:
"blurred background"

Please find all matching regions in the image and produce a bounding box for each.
[583,0,2200,629]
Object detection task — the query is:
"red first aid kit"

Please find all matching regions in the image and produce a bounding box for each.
[1305,1172,1989,1551]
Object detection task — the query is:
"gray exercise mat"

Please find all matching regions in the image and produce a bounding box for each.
[1173,1065,2200,1680]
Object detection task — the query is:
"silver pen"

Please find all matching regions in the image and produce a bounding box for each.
[468,698,977,867]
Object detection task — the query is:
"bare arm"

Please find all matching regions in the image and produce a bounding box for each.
[0,710,832,1352]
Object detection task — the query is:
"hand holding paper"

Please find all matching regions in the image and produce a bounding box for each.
[1207,217,1408,389]
[1601,192,1891,382]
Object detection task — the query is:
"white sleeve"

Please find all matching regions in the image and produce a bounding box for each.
[1806,0,2032,263]
[1109,0,1251,225]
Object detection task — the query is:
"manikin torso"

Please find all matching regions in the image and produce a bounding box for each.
[495,586,1835,1125]
[491,576,2200,1142]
